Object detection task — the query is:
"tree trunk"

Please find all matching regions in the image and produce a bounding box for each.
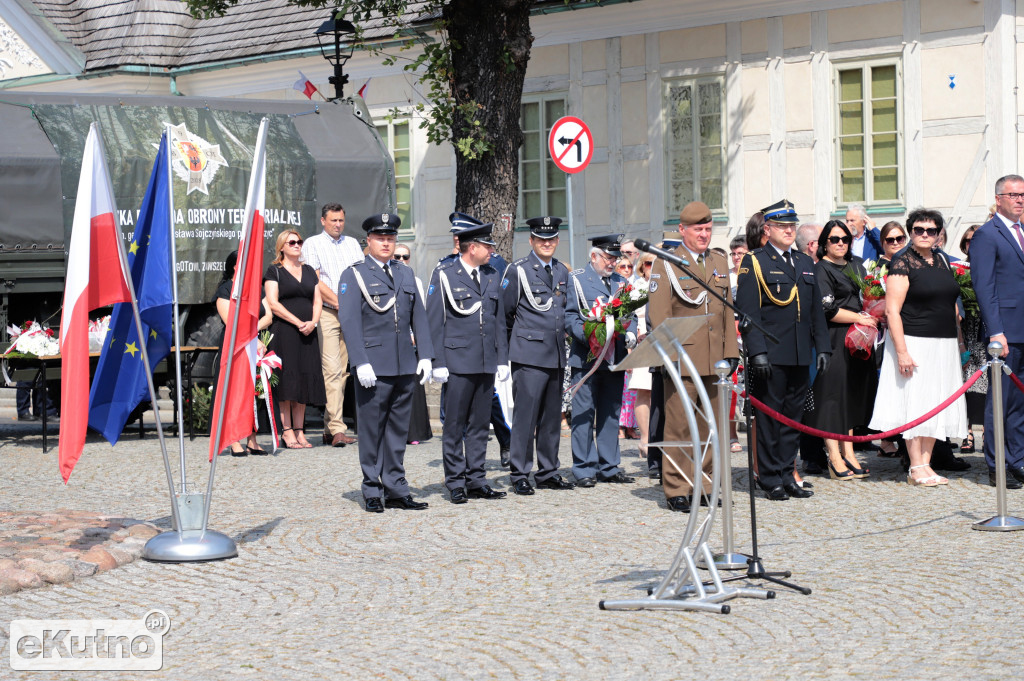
[444,0,532,261]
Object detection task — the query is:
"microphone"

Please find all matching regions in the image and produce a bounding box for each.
[634,238,690,268]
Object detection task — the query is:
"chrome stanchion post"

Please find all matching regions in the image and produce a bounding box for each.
[973,341,1024,531]
[712,360,747,569]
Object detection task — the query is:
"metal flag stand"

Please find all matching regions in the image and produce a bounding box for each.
[973,341,1024,531]
[142,122,260,562]
[599,318,773,614]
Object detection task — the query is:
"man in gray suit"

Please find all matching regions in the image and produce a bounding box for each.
[502,216,575,495]
[565,234,637,487]
[338,213,434,513]
[427,220,510,504]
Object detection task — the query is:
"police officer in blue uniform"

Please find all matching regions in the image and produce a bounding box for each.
[439,213,513,467]
[501,216,575,495]
[338,213,434,513]
[427,220,510,504]
[735,200,830,501]
[565,234,637,487]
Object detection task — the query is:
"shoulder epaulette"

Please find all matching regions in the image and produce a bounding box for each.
[570,267,585,276]
[512,256,529,266]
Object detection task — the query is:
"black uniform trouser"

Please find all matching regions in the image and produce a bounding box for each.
[648,372,665,472]
[509,363,562,483]
[751,364,809,488]
[441,372,494,491]
[355,374,414,500]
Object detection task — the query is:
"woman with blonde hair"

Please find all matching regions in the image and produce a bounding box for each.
[264,230,327,448]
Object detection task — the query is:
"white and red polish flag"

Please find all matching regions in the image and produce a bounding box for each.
[208,119,269,461]
[59,123,132,482]
[292,71,319,100]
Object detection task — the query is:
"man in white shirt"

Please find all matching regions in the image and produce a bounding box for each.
[302,203,364,446]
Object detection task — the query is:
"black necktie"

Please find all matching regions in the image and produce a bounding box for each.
[471,269,480,290]
[602,276,611,293]
[782,251,793,271]
[383,263,394,283]
[544,264,553,286]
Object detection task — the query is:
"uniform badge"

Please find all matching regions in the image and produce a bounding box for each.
[373,295,380,304]
[340,283,347,295]
[501,278,509,289]
[381,213,389,223]
[650,280,658,292]
[738,267,749,275]
[650,273,661,279]
[428,284,435,296]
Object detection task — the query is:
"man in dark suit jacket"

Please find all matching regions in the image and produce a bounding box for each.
[427,220,510,504]
[971,174,1024,488]
[846,204,882,262]
[736,200,830,500]
[338,213,434,513]
[565,234,637,487]
[501,216,575,495]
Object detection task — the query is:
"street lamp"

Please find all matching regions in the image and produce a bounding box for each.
[315,10,357,100]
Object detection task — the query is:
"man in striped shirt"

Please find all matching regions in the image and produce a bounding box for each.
[302,203,364,446]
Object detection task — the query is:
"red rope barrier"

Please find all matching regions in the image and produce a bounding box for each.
[747,368,984,442]
[1008,368,1024,396]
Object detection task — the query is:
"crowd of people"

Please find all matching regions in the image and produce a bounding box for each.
[219,173,1024,513]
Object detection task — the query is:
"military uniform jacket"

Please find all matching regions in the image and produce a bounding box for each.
[565,264,634,370]
[647,247,739,376]
[735,247,829,366]
[426,258,509,374]
[501,253,569,369]
[338,258,434,377]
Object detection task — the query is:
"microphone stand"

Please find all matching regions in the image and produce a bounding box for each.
[636,239,809,595]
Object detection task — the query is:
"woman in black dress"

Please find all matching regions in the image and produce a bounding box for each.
[394,242,432,444]
[806,220,879,480]
[264,230,327,448]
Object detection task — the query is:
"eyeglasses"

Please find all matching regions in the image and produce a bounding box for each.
[393,254,411,261]
[884,235,906,245]
[827,235,852,245]
[767,222,796,231]
[617,263,633,271]
[621,249,639,257]
[998,192,1024,200]
[642,262,653,269]
[911,226,939,237]
[285,239,304,247]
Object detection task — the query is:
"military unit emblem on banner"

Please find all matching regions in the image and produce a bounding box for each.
[166,122,228,195]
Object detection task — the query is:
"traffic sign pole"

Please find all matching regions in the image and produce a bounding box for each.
[567,175,575,268]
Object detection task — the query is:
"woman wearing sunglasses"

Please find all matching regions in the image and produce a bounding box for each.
[805,220,878,480]
[869,209,968,486]
[877,221,907,267]
[264,230,327,449]
[958,224,986,453]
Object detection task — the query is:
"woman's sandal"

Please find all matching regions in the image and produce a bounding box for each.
[877,441,900,457]
[842,455,870,479]
[730,439,743,453]
[281,427,302,449]
[907,464,946,487]
[295,429,314,448]
[960,432,975,453]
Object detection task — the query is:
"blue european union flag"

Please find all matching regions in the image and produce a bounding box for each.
[88,132,174,444]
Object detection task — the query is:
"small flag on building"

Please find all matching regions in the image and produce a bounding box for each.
[293,71,319,100]
[357,78,371,99]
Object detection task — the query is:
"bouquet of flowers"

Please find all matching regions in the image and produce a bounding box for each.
[254,330,280,398]
[843,262,888,360]
[4,320,59,358]
[582,283,648,362]
[951,261,979,317]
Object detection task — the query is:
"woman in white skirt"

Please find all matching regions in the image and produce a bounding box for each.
[626,254,655,455]
[869,208,967,486]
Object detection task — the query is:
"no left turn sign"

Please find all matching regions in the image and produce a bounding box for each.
[548,116,593,174]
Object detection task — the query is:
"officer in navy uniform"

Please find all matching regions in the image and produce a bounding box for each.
[427,220,510,504]
[735,200,830,501]
[565,234,638,487]
[501,216,576,495]
[338,213,435,513]
[439,213,513,467]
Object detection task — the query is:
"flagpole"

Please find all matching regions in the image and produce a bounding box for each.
[95,123,182,534]
[164,125,189,494]
[203,117,268,533]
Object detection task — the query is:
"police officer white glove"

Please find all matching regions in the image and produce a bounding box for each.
[496,364,510,382]
[432,367,449,384]
[625,332,637,350]
[417,358,433,385]
[356,363,376,389]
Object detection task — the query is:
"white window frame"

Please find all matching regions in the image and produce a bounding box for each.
[517,93,568,225]
[374,117,414,236]
[662,74,727,220]
[832,57,904,208]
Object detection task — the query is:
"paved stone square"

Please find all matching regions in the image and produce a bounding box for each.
[0,423,1020,679]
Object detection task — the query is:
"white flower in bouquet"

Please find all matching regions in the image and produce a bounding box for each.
[11,321,59,357]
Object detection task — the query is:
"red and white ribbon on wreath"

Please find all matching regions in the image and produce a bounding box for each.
[255,350,282,452]
[566,310,616,400]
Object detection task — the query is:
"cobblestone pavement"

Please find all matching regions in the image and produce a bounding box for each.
[0,424,1021,680]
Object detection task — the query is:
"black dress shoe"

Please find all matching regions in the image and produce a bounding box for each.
[500,448,511,468]
[575,476,597,488]
[385,495,428,510]
[512,479,535,496]
[667,496,692,513]
[17,413,38,422]
[467,484,507,499]
[783,482,813,498]
[1008,466,1024,484]
[449,487,468,504]
[246,446,270,456]
[763,485,790,501]
[699,495,723,507]
[364,497,385,513]
[597,471,635,484]
[535,475,575,490]
[933,455,970,472]
[803,463,825,475]
[229,448,248,456]
[648,467,662,480]
[990,470,1024,489]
